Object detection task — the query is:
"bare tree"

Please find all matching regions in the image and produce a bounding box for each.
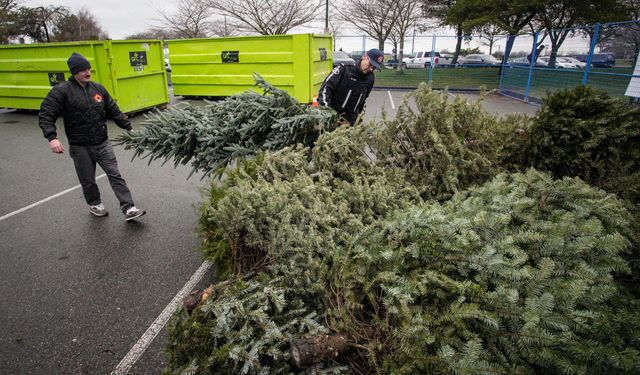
[208,0,322,35]
[336,0,400,52]
[209,15,237,37]
[155,0,213,38]
[125,27,180,40]
[478,24,503,55]
[393,0,422,71]
[328,6,346,51]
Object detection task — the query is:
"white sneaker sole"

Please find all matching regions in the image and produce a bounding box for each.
[125,210,146,221]
[89,210,108,217]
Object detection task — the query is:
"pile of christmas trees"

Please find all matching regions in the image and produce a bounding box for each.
[120,78,640,374]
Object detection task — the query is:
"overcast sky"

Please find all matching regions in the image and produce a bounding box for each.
[24,1,580,54]
[28,0,182,39]
[27,0,331,40]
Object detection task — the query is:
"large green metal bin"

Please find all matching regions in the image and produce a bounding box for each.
[0,40,169,113]
[167,34,332,103]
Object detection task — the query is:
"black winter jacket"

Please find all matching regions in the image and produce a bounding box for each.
[39,77,132,145]
[318,61,375,125]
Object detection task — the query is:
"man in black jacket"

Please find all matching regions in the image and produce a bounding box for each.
[39,52,146,221]
[318,48,382,125]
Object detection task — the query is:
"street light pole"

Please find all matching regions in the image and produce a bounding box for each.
[324,0,330,34]
[411,26,416,53]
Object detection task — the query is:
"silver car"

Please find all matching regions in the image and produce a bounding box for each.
[332,50,355,66]
[458,54,501,66]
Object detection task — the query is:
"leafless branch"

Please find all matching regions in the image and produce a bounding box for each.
[208,0,322,35]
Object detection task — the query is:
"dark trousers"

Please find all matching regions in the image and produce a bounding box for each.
[69,139,134,213]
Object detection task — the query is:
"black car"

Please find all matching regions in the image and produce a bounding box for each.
[332,50,355,67]
[574,53,615,68]
[384,58,399,68]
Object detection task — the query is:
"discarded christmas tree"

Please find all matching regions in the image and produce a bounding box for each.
[505,86,640,297]
[114,73,341,177]
[363,84,527,201]
[514,85,640,204]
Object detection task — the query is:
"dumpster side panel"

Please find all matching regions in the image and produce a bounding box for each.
[310,35,333,100]
[0,40,168,113]
[292,34,311,102]
[108,40,169,114]
[0,42,101,110]
[169,34,330,103]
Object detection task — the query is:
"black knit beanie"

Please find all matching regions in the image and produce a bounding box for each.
[67,52,91,75]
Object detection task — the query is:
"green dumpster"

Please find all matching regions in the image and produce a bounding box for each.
[167,33,332,103]
[0,40,169,114]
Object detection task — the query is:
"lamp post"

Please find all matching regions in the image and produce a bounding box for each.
[324,0,330,34]
[411,26,416,53]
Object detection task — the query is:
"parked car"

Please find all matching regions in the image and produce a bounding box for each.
[349,50,364,60]
[437,53,454,65]
[332,50,356,67]
[385,58,399,68]
[458,54,501,66]
[574,53,615,68]
[510,56,577,69]
[510,56,532,67]
[537,56,578,69]
[402,51,440,68]
[557,56,587,69]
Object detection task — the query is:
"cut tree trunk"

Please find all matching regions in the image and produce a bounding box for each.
[290,333,352,369]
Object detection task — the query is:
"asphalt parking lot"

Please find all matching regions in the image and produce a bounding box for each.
[0,88,537,374]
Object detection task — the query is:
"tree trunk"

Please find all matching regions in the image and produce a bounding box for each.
[398,37,406,72]
[549,38,559,68]
[393,41,398,61]
[452,25,463,65]
[290,333,352,369]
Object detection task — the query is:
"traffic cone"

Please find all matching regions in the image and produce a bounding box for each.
[312,95,318,107]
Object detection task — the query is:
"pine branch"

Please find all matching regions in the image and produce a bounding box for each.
[114,73,340,178]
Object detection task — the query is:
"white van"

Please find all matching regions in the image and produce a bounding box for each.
[402,51,440,68]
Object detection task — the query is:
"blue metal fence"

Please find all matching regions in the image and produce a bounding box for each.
[498,21,639,103]
[335,20,640,103]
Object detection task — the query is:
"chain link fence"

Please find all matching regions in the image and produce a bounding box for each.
[335,20,640,103]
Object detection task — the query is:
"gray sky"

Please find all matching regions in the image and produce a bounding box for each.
[27,0,331,40]
[28,0,177,39]
[24,1,582,55]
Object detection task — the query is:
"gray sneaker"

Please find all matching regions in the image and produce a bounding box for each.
[125,206,146,221]
[89,203,108,217]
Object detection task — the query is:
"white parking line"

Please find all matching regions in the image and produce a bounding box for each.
[111,260,213,375]
[387,90,396,109]
[0,174,106,222]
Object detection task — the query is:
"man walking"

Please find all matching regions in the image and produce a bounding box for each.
[39,52,146,221]
[318,48,383,125]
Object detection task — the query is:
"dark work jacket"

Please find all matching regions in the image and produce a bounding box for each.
[39,77,132,145]
[318,61,375,125]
